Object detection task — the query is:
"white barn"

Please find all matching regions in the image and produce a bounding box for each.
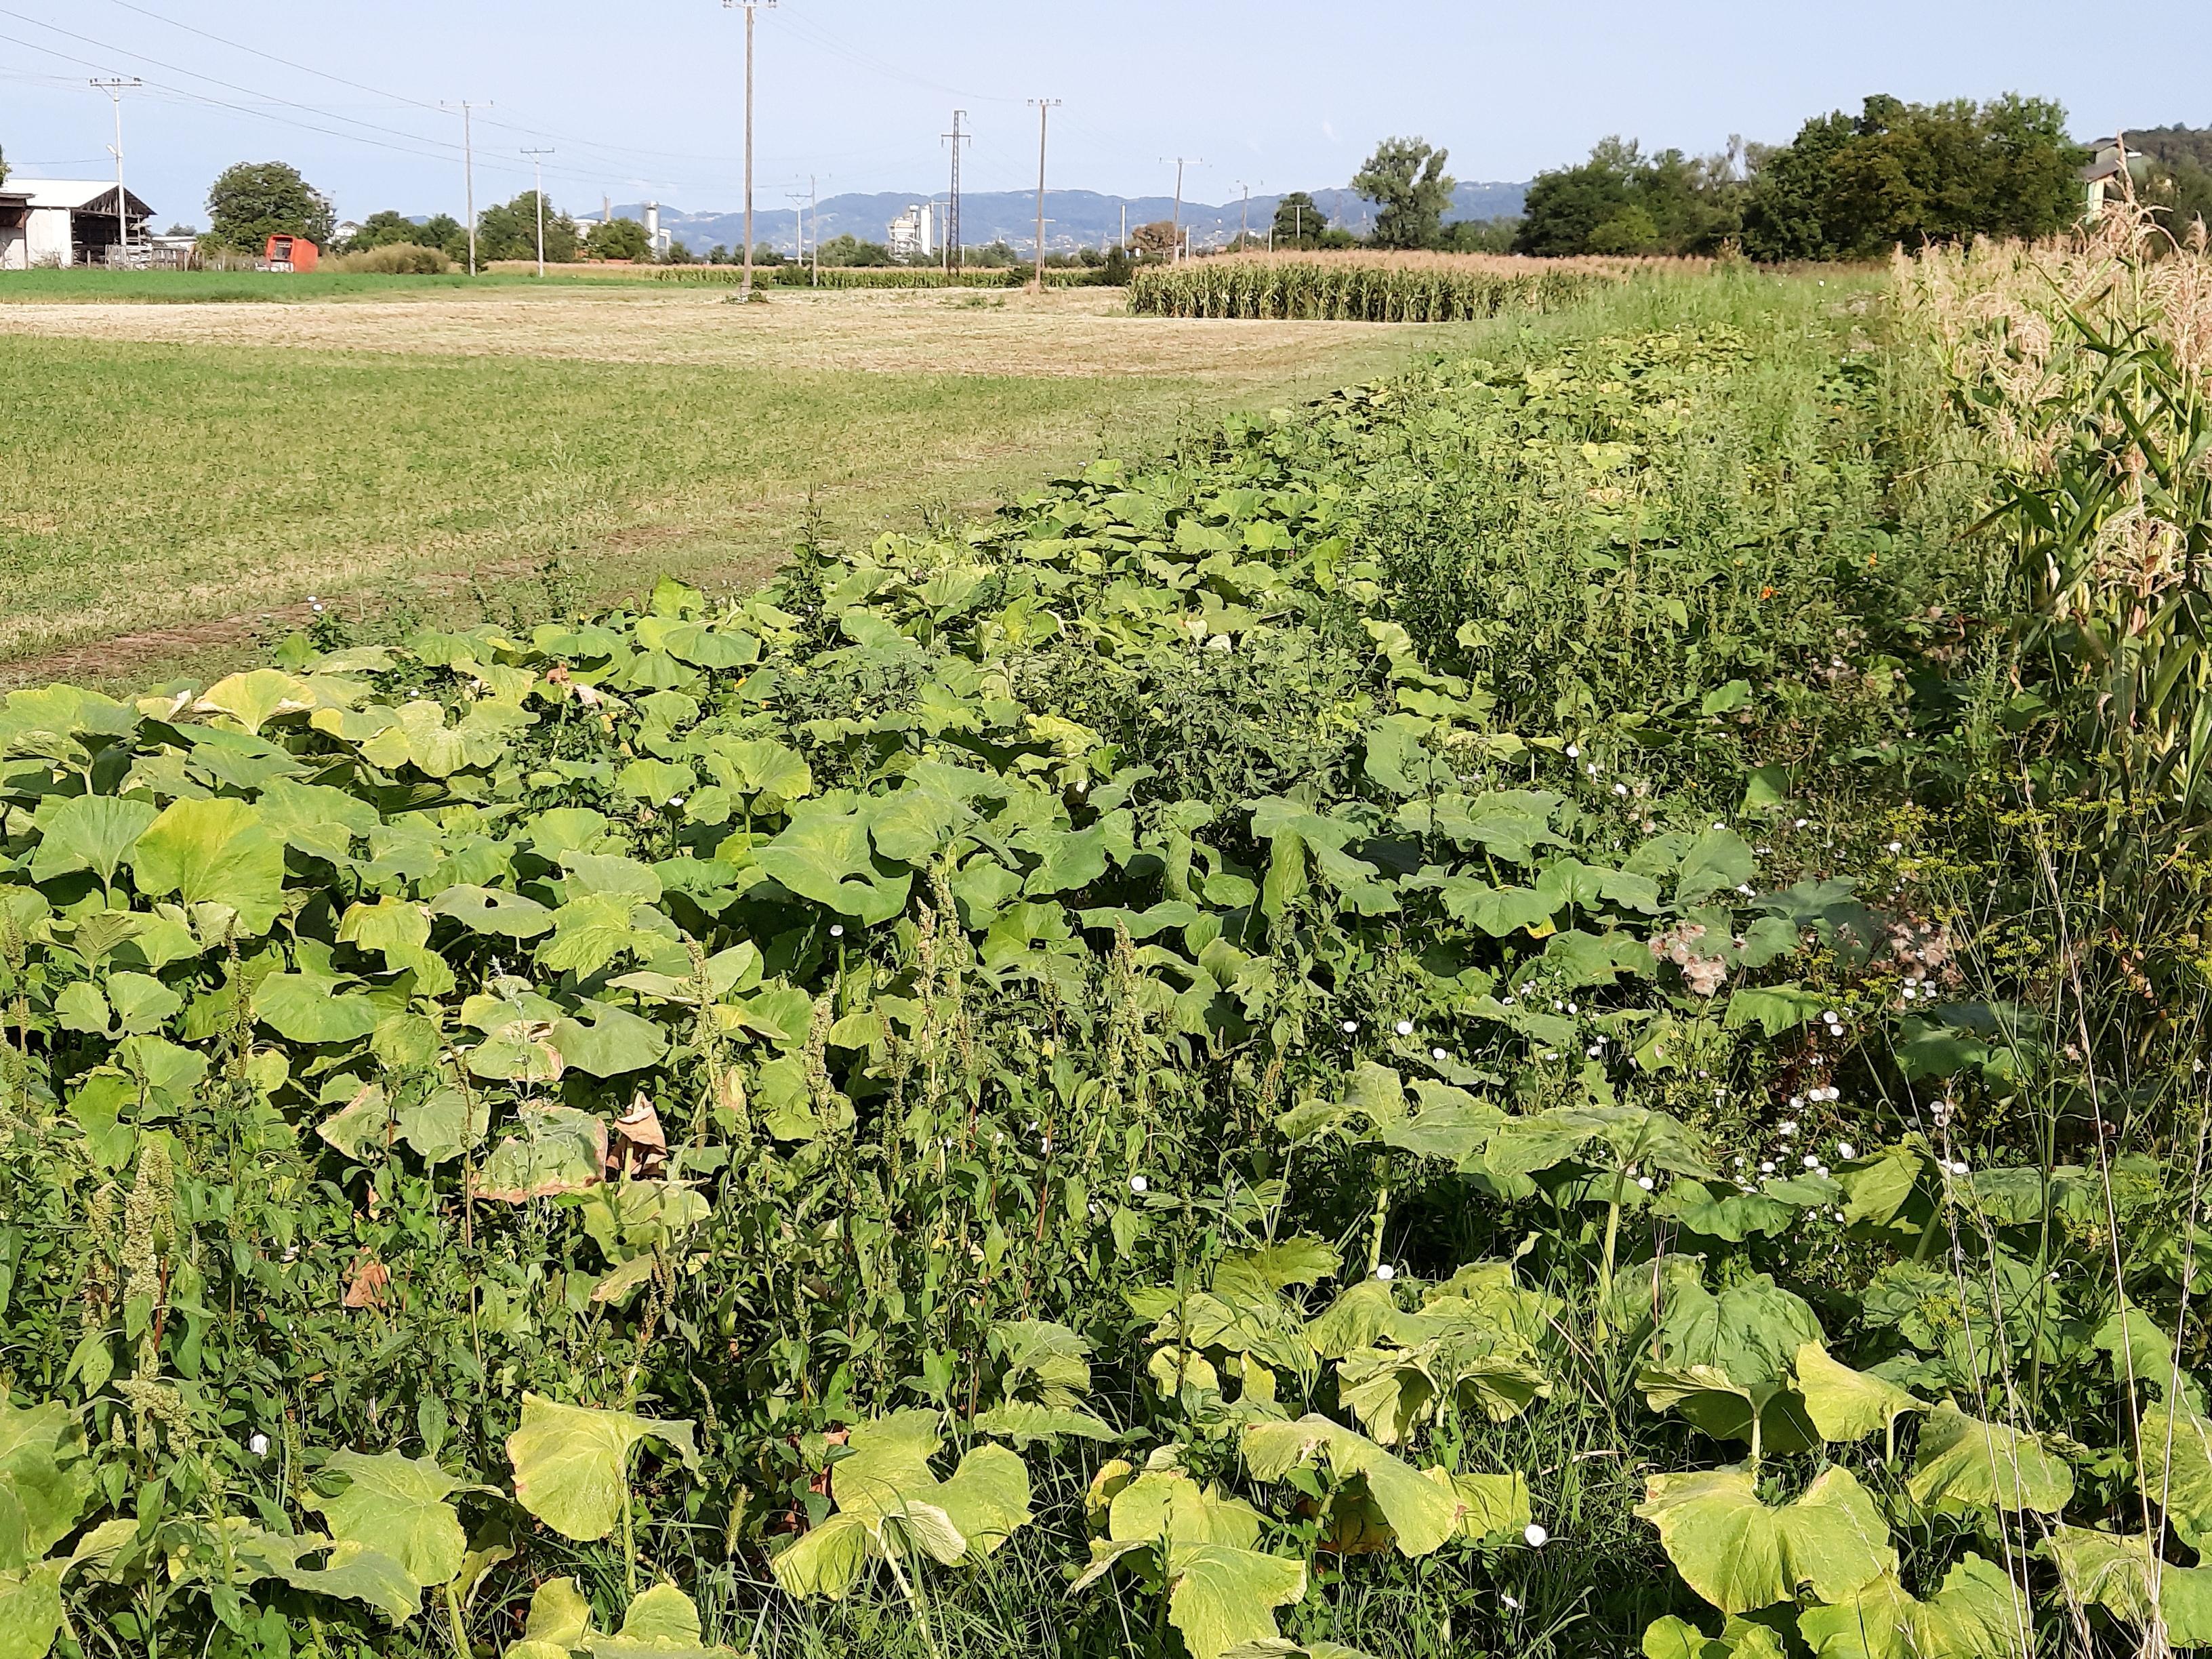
[0,179,155,269]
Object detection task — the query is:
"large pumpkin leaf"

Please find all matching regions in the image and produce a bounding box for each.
[590,1582,730,1658]
[1639,1364,1816,1458]
[256,974,383,1045]
[1641,1616,1788,1659]
[1796,1555,2030,1659]
[0,1562,66,1659]
[1166,1544,1309,1659]
[475,1105,607,1203]
[2044,1528,2212,1647]
[1905,1402,2073,1516]
[127,797,287,935]
[2139,1399,2212,1554]
[1636,1466,1896,1615]
[29,796,156,887]
[548,1004,670,1078]
[304,1450,470,1590]
[506,1395,698,1543]
[0,1399,92,1565]
[1242,1415,1460,1557]
[771,1411,1033,1601]
[758,800,912,925]
[1793,1344,1925,1451]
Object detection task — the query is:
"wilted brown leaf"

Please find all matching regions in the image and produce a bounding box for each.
[342,1253,390,1310]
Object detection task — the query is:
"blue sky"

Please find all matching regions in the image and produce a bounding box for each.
[3,0,2208,226]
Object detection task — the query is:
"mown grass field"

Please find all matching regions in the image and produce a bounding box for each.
[0,282,1439,680]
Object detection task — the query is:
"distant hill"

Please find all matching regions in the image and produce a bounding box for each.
[608,180,1528,255]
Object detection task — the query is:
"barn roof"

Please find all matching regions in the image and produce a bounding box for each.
[6,178,155,215]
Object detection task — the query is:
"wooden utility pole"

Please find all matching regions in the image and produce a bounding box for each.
[443,100,487,274]
[523,147,554,276]
[1164,157,1202,263]
[89,78,141,265]
[1028,98,1060,291]
[724,0,777,300]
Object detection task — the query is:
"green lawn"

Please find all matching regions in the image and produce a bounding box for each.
[0,268,658,304]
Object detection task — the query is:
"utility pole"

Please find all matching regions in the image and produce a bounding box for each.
[724,0,777,301]
[89,78,140,266]
[1119,201,1126,253]
[943,110,969,274]
[1028,98,1060,291]
[786,186,807,270]
[810,173,819,285]
[1235,179,1255,249]
[1164,157,1202,263]
[523,147,554,276]
[443,101,487,274]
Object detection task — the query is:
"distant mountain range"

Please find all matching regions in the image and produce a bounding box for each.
[594,181,1528,255]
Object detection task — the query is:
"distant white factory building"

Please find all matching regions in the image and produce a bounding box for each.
[0,178,155,269]
[888,201,937,262]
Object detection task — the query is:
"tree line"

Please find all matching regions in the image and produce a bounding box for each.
[180,96,2210,276]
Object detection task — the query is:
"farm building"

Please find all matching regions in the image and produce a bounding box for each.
[0,178,155,268]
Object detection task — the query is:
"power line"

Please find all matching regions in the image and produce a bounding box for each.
[0,5,468,159]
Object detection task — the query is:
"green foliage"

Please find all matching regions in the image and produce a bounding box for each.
[476,192,581,264]
[203,160,336,252]
[1270,191,1330,249]
[586,217,652,262]
[1351,138,1457,249]
[1517,136,1745,256]
[1741,94,2085,260]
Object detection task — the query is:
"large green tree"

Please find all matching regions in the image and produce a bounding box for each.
[2132,126,2212,239]
[1741,94,2085,259]
[1515,137,1744,256]
[1352,137,1456,249]
[1271,191,1328,247]
[475,192,579,264]
[584,216,649,262]
[204,161,335,251]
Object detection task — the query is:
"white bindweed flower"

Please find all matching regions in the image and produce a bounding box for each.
[830,924,844,938]
[1789,1094,1803,1109]
[1803,1153,1820,1168]
[1794,817,1809,829]
[1375,1264,1395,1282]
[1431,1047,1448,1062]
[249,1433,272,1458]
[1523,1523,1549,1548]
[1614,782,1629,796]
[1395,1019,1414,1036]
[1130,1175,1147,1194]
[1565,744,1580,758]
[1760,1160,1776,1174]
[1734,1155,1747,1168]
[1887,840,1903,853]
[1837,1142,1856,1160]
[1636,1175,1654,1191]
[1341,1019,1359,1034]
[1780,1120,1797,1134]
[668,796,685,808]
[1567,1002,1578,1014]
[1501,1593,1521,1611]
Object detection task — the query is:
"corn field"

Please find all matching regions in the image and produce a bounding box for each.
[1127,255,1608,321]
[615,264,1104,289]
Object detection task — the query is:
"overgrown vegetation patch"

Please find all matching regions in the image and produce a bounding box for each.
[0,254,2207,1659]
